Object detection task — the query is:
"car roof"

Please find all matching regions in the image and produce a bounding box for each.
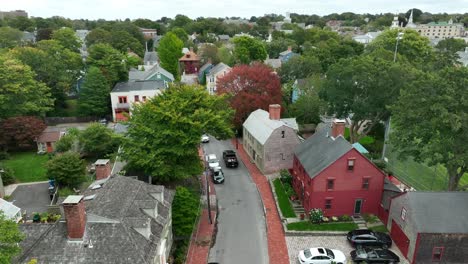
[224,150,235,154]
[208,154,217,159]
[309,247,328,257]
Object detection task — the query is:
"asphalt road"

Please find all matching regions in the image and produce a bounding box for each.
[204,137,268,264]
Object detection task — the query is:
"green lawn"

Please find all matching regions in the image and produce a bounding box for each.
[2,152,49,183]
[273,178,296,218]
[287,221,358,231]
[369,225,389,233]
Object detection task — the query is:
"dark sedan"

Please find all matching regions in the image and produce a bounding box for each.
[350,247,400,263]
[347,229,392,248]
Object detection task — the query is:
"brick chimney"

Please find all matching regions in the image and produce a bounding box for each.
[331,119,346,138]
[269,104,281,120]
[62,195,86,239]
[95,159,111,180]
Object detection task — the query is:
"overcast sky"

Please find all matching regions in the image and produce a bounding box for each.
[2,0,468,20]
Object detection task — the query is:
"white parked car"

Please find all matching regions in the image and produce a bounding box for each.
[201,134,210,143]
[206,154,219,169]
[298,247,346,264]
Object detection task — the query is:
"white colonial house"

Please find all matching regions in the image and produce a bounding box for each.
[206,63,231,95]
[110,80,167,122]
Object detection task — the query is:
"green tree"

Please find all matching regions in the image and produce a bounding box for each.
[0,212,25,263]
[80,123,120,158]
[233,36,267,64]
[85,28,112,47]
[6,16,35,31]
[46,152,86,188]
[158,32,183,80]
[390,67,468,191]
[87,43,128,85]
[51,27,82,52]
[0,57,54,119]
[55,128,81,153]
[436,38,468,54]
[78,67,110,117]
[172,186,199,238]
[288,76,326,125]
[198,44,219,64]
[217,46,235,66]
[278,55,321,83]
[170,27,189,43]
[321,55,412,143]
[0,27,23,49]
[122,84,234,182]
[109,30,144,57]
[266,38,297,59]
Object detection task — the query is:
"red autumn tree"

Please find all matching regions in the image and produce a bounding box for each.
[1,116,46,150]
[217,63,282,128]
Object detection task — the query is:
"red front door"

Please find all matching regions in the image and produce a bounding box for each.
[391,220,410,257]
[46,142,53,153]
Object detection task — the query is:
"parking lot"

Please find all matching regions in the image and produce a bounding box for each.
[286,235,409,264]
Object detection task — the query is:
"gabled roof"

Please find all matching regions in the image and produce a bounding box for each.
[294,128,353,179]
[129,64,174,82]
[398,192,468,233]
[36,131,63,143]
[207,63,230,76]
[279,49,293,56]
[243,109,298,145]
[111,80,167,93]
[199,63,213,73]
[143,51,159,65]
[18,176,174,264]
[179,50,199,62]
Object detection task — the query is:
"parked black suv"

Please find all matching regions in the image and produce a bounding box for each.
[350,247,400,263]
[222,150,238,168]
[347,229,392,248]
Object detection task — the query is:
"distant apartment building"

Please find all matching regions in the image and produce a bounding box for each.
[0,10,28,19]
[417,19,465,39]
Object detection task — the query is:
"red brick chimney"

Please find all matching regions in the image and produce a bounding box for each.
[62,195,86,239]
[95,159,111,180]
[269,104,281,120]
[331,119,346,138]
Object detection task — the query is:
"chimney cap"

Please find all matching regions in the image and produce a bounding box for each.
[94,159,110,165]
[333,118,346,124]
[269,104,281,108]
[63,195,84,205]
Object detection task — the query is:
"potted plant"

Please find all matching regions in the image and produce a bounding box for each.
[300,213,305,220]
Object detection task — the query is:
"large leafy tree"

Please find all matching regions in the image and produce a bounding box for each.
[78,66,110,117]
[85,28,112,47]
[0,57,54,119]
[287,76,326,125]
[46,152,86,188]
[321,55,412,143]
[266,38,298,59]
[390,67,468,191]
[51,27,82,52]
[80,123,121,158]
[158,32,183,79]
[217,63,282,128]
[122,84,234,182]
[278,55,322,83]
[109,30,144,57]
[1,116,46,151]
[0,27,23,49]
[87,43,128,85]
[233,36,267,64]
[0,212,24,263]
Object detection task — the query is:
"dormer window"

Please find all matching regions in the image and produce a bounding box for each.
[347,158,355,171]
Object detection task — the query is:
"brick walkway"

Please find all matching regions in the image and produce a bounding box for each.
[232,139,290,264]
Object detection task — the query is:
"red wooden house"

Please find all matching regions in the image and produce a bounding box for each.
[179,48,200,74]
[291,119,386,217]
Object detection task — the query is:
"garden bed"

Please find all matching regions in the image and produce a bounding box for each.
[272,178,296,218]
[287,221,358,231]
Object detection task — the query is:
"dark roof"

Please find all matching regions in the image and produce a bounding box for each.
[400,192,468,233]
[111,80,166,93]
[294,128,352,179]
[143,51,159,64]
[18,176,174,264]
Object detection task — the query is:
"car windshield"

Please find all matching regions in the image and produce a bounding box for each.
[303,249,311,258]
[209,158,218,163]
[325,248,335,259]
[356,249,368,258]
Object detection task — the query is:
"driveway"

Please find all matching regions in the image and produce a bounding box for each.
[286,235,409,264]
[10,182,51,215]
[204,137,268,264]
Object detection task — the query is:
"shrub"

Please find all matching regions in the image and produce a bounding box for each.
[363,213,379,224]
[0,150,10,160]
[46,152,86,188]
[331,216,339,222]
[339,214,352,222]
[279,169,292,185]
[309,208,324,224]
[0,167,16,185]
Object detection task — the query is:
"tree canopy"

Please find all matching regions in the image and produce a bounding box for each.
[158,32,184,79]
[0,212,24,263]
[1,116,46,151]
[390,67,468,191]
[232,36,267,64]
[78,66,111,117]
[217,63,282,128]
[46,152,86,188]
[0,27,23,49]
[278,55,322,83]
[51,27,82,52]
[80,123,121,158]
[87,43,128,85]
[122,84,234,182]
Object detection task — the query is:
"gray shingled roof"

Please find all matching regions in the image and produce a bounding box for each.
[128,64,174,82]
[218,34,230,41]
[264,59,282,69]
[207,63,230,76]
[294,128,353,179]
[402,192,468,233]
[143,51,159,65]
[111,80,167,93]
[243,109,298,144]
[18,176,174,264]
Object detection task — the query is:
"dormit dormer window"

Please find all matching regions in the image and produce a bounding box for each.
[347,158,355,171]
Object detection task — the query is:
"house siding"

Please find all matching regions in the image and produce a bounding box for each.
[243,128,265,172]
[147,73,173,83]
[206,68,231,95]
[388,194,419,261]
[414,233,468,264]
[263,126,300,174]
[110,90,163,122]
[292,148,385,217]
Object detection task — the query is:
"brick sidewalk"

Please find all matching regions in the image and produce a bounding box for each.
[232,139,290,264]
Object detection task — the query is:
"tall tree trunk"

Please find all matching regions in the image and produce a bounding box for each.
[447,165,463,191]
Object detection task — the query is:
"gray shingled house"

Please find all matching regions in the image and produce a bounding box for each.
[17,176,174,264]
[243,104,300,174]
[388,192,468,263]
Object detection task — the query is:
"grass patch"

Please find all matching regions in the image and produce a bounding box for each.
[369,225,389,233]
[3,152,49,182]
[287,221,358,231]
[58,187,75,197]
[273,178,296,218]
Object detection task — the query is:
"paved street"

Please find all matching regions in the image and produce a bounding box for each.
[286,235,409,264]
[205,137,268,264]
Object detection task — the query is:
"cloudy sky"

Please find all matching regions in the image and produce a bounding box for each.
[2,0,468,20]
